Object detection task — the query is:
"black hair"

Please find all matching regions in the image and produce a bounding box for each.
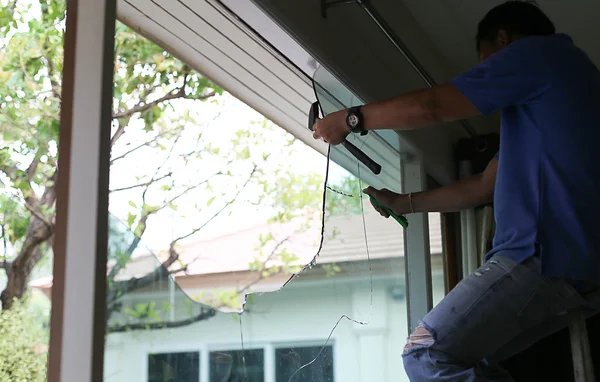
[476,1,555,51]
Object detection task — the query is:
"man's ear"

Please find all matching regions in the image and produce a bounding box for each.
[497,29,511,47]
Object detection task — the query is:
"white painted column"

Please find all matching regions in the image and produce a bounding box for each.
[200,346,210,382]
[264,343,276,382]
[47,0,116,380]
[459,160,478,277]
[401,154,432,333]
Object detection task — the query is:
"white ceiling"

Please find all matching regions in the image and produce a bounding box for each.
[117,0,327,158]
[400,0,600,75]
[117,0,600,185]
[250,0,600,183]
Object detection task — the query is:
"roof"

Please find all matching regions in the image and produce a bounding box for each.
[115,210,442,279]
[31,211,442,293]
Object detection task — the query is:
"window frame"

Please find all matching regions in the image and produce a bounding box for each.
[142,342,205,382]
[141,339,338,382]
[272,342,336,382]
[146,350,201,382]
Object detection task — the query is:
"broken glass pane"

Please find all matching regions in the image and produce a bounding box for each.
[231,66,410,381]
[148,352,200,382]
[209,349,264,381]
[103,51,415,382]
[275,346,334,381]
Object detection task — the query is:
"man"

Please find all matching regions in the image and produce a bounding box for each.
[313,1,600,380]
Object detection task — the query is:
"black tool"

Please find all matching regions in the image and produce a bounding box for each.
[308,101,382,175]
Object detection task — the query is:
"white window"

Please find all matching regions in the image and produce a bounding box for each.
[145,344,334,382]
[275,345,334,381]
[209,348,264,381]
[148,351,200,382]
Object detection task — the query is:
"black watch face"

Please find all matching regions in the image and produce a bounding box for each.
[347,114,359,128]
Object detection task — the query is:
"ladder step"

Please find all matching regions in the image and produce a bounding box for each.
[569,309,596,382]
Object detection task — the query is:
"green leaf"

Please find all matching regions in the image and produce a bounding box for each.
[207,196,216,207]
[238,147,251,160]
[142,204,160,214]
[126,212,136,228]
[148,310,161,322]
[128,200,137,209]
[0,299,48,380]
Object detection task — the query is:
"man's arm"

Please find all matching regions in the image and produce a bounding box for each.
[365,157,497,217]
[358,40,548,133]
[313,41,548,145]
[313,84,479,144]
[361,83,480,131]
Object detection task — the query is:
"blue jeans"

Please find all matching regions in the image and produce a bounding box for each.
[402,254,599,381]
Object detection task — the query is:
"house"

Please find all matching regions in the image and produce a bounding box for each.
[39,0,600,379]
[34,210,444,381]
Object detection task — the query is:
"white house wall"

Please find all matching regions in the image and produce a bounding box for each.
[104,273,445,382]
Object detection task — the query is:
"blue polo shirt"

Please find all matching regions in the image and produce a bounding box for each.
[450,34,600,284]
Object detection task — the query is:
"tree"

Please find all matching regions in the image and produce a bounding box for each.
[0,0,333,334]
[0,298,48,381]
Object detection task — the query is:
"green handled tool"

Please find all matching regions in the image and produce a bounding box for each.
[368,195,409,228]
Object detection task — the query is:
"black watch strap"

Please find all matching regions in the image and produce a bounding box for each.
[346,106,367,135]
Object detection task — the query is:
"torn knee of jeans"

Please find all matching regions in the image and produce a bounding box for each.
[403,322,435,354]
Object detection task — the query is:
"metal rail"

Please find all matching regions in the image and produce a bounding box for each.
[323,0,478,137]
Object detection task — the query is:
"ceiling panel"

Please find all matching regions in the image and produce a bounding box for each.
[117,0,327,157]
[118,0,599,185]
[251,0,489,184]
[249,0,599,183]
[400,0,600,75]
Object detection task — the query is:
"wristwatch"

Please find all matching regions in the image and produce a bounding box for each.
[346,106,368,135]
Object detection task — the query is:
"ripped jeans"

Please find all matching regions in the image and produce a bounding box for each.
[402,254,599,381]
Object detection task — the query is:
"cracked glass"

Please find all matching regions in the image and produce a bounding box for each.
[101,38,440,382]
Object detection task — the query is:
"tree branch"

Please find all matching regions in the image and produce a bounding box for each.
[110,172,172,193]
[105,140,182,284]
[1,169,57,309]
[25,158,39,182]
[162,171,224,209]
[106,307,216,334]
[110,84,215,147]
[23,202,52,229]
[110,120,128,147]
[107,242,181,307]
[109,135,161,164]
[40,1,61,100]
[0,261,11,277]
[105,153,268,319]
[0,114,55,165]
[0,165,18,182]
[236,237,290,298]
[112,89,216,120]
[1,226,53,309]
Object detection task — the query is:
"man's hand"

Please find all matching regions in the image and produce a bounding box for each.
[363,187,410,217]
[312,110,350,145]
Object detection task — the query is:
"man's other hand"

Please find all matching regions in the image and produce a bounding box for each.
[312,110,350,145]
[363,187,409,217]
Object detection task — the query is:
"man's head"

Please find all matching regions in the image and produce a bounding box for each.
[476,1,555,61]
